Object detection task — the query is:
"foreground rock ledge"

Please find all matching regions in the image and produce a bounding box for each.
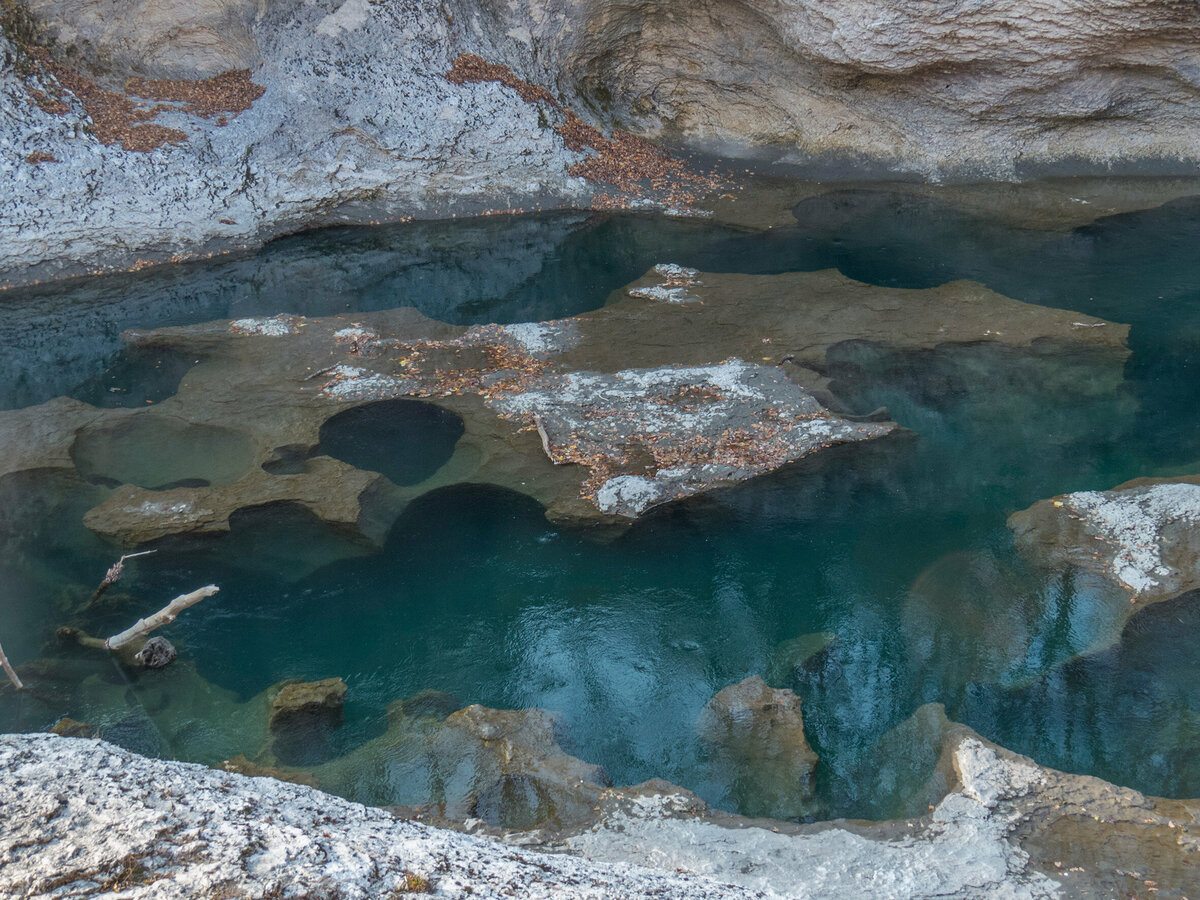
[3,731,1198,898]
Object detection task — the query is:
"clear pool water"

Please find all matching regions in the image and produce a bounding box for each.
[3,189,1200,821]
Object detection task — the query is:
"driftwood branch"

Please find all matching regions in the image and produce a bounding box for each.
[0,639,24,691]
[87,549,158,609]
[104,585,219,650]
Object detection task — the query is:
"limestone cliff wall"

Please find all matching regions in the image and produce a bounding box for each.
[485,0,1200,177]
[0,0,589,280]
[2,0,1199,278]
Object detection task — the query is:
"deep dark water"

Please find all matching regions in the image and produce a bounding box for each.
[3,187,1200,821]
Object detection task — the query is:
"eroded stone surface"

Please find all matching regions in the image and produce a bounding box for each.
[1010,477,1200,605]
[0,2,591,280]
[5,0,1200,278]
[696,676,819,820]
[503,0,1200,180]
[490,360,893,517]
[0,733,756,900]
[0,265,1129,548]
[4,723,1198,898]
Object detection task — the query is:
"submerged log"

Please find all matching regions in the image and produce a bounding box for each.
[0,639,24,691]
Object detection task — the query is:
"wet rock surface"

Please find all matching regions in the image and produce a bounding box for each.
[219,754,319,788]
[0,262,1126,551]
[49,717,94,738]
[268,676,348,732]
[131,636,175,668]
[696,676,819,820]
[1010,477,1200,609]
[318,702,612,833]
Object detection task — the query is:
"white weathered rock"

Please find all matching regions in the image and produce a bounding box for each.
[1010,479,1200,600]
[1060,483,1200,595]
[0,0,588,280]
[568,737,1059,900]
[489,359,895,517]
[0,733,756,900]
[5,0,1200,278]
[0,731,1076,899]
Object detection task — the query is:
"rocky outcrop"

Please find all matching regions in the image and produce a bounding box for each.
[0,733,754,900]
[1010,477,1200,606]
[493,0,1200,179]
[4,0,1200,278]
[567,727,1200,898]
[268,676,348,732]
[23,0,259,80]
[0,0,591,281]
[0,263,1127,547]
[4,726,1199,898]
[696,676,819,820]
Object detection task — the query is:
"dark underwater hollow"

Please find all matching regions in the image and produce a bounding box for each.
[316,399,465,486]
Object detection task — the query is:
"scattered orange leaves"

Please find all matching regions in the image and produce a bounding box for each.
[21,48,263,153]
[444,53,727,210]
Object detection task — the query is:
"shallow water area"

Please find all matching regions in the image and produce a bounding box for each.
[3,183,1200,825]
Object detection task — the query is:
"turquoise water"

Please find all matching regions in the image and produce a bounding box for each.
[3,191,1200,821]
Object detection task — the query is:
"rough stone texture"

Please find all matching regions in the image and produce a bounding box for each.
[0,263,1128,550]
[490,359,893,517]
[1010,477,1200,609]
[268,676,348,732]
[0,0,590,281]
[492,0,1200,179]
[23,0,259,80]
[567,730,1200,898]
[131,635,175,668]
[4,0,1200,277]
[4,728,1198,898]
[0,733,758,900]
[695,675,820,820]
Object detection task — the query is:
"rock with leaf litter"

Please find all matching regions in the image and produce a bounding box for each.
[488,359,894,517]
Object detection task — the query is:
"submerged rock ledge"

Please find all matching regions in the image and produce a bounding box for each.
[0,263,1127,547]
[3,728,1198,898]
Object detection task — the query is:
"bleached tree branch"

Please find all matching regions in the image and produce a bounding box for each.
[104,585,219,650]
[0,639,24,691]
